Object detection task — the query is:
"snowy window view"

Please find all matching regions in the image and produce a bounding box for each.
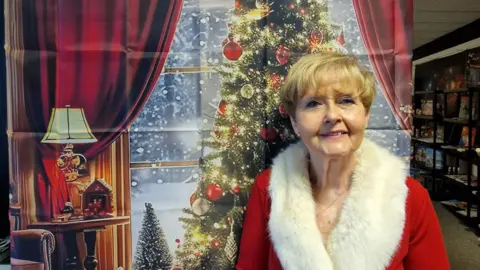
[129,0,234,259]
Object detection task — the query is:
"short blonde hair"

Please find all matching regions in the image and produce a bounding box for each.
[280,51,376,118]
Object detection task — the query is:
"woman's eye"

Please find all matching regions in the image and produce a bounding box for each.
[306,100,320,108]
[340,97,355,104]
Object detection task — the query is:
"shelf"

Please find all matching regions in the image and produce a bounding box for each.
[413,91,435,95]
[437,87,480,93]
[443,117,469,125]
[440,145,480,162]
[413,115,434,120]
[411,137,443,147]
[443,174,477,189]
[440,88,469,93]
[442,117,480,127]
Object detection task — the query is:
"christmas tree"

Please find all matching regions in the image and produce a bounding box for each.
[134,203,173,270]
[176,0,346,268]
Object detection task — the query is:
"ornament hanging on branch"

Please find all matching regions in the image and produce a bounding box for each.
[311,30,324,43]
[279,104,288,117]
[224,219,238,264]
[256,0,268,8]
[276,45,291,65]
[240,84,255,99]
[231,183,240,194]
[309,30,325,53]
[190,194,212,216]
[269,73,282,89]
[211,240,220,248]
[223,38,243,61]
[206,184,223,201]
[260,127,277,141]
[245,1,271,20]
[217,100,228,115]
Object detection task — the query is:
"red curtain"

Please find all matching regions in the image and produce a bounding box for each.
[352,0,413,133]
[20,0,183,219]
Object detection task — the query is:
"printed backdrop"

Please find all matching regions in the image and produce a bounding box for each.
[6,0,412,269]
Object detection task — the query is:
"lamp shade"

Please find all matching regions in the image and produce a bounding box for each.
[41,107,97,144]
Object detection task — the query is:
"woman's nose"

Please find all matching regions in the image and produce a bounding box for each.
[324,104,341,123]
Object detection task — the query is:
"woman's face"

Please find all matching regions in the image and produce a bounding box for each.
[290,82,369,159]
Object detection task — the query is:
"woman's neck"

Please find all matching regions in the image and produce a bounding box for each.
[308,152,356,194]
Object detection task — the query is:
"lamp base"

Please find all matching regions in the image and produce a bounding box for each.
[60,201,75,220]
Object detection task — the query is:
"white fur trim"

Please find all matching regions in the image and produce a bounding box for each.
[268,138,409,270]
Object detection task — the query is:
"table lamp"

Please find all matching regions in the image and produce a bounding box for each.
[41,105,97,216]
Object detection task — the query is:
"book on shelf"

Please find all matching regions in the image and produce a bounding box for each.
[414,145,443,169]
[459,127,477,147]
[458,93,478,120]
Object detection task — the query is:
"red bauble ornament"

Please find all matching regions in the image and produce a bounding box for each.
[206,184,223,201]
[175,238,181,243]
[88,203,93,208]
[218,101,227,115]
[195,252,201,257]
[99,210,106,217]
[214,129,222,137]
[231,184,240,194]
[223,38,243,61]
[211,240,220,248]
[260,127,277,141]
[270,73,282,88]
[279,104,288,117]
[235,0,241,9]
[276,45,291,65]
[337,31,345,46]
[311,30,324,43]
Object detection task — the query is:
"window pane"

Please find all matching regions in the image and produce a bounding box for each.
[130,72,221,133]
[131,166,200,187]
[130,131,203,162]
[165,0,233,68]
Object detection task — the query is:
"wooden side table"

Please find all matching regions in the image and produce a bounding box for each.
[28,216,130,270]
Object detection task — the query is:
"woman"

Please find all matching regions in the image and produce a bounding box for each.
[236,52,449,270]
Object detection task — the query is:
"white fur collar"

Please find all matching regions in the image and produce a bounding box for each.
[268,138,409,270]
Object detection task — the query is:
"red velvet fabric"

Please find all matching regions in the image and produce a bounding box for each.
[352,0,413,133]
[19,0,183,218]
[237,169,450,270]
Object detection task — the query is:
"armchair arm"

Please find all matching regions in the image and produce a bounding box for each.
[11,229,55,267]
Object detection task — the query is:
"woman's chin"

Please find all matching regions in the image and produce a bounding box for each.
[317,143,352,158]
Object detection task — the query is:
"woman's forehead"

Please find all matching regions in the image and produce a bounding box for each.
[303,82,359,98]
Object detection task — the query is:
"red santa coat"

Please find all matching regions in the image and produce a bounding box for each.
[236,138,450,270]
